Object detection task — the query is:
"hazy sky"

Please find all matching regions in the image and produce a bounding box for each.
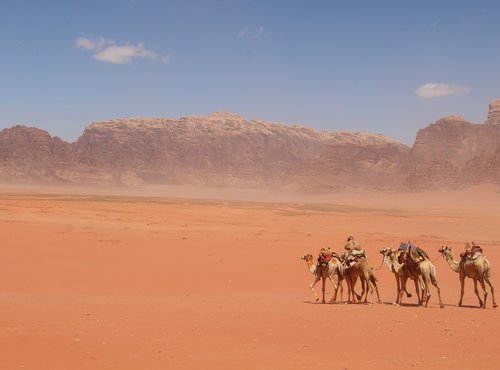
[1,0,499,144]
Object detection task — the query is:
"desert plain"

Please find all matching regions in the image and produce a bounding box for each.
[0,184,499,369]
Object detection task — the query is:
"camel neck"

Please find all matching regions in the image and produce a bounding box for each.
[443,252,460,273]
[390,253,404,271]
[306,259,317,274]
[383,254,394,272]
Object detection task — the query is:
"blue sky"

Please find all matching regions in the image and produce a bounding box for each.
[1,0,499,144]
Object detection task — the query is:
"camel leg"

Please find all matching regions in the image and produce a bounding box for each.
[328,275,338,303]
[478,279,488,309]
[321,276,326,304]
[332,273,344,302]
[309,275,321,302]
[362,276,369,303]
[399,278,408,306]
[346,273,358,303]
[404,283,412,298]
[421,275,431,307]
[418,276,425,304]
[393,273,401,305]
[431,280,444,309]
[458,275,465,307]
[344,273,352,304]
[485,278,497,308]
[413,279,421,306]
[350,275,358,303]
[347,275,356,303]
[339,278,344,302]
[473,279,484,308]
[354,276,363,301]
[370,274,381,303]
[349,274,362,303]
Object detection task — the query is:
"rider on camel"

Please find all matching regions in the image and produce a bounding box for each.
[343,236,365,267]
[398,241,429,263]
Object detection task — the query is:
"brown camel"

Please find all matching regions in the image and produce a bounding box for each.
[385,248,444,308]
[301,254,344,303]
[344,258,381,304]
[438,246,497,308]
[379,247,425,305]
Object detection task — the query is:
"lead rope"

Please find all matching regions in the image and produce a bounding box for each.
[374,255,385,271]
[430,253,443,264]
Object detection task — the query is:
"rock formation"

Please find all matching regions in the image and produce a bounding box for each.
[72,113,408,188]
[406,101,500,189]
[486,99,500,125]
[1,100,499,191]
[0,126,73,182]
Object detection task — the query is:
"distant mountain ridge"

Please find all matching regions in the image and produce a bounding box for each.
[1,100,499,191]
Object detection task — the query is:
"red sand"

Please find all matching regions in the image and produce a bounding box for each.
[0,186,499,369]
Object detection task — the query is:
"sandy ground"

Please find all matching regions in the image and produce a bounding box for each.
[0,185,499,369]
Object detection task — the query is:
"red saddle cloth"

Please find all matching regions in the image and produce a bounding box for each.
[318,252,339,266]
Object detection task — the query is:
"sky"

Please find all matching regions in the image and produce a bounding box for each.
[1,0,499,144]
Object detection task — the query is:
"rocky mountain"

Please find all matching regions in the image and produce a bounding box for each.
[405,100,500,189]
[71,112,409,188]
[0,126,73,183]
[0,100,499,191]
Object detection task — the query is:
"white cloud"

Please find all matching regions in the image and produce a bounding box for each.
[75,37,95,50]
[237,26,264,39]
[94,43,158,64]
[237,27,248,39]
[254,26,264,38]
[415,83,470,98]
[75,36,167,64]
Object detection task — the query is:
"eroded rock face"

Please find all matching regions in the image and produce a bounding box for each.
[406,107,500,189]
[486,100,500,125]
[73,113,408,188]
[293,140,409,191]
[0,126,73,182]
[1,101,500,191]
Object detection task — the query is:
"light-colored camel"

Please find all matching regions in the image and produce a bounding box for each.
[344,258,381,304]
[438,246,497,308]
[380,247,425,305]
[385,248,444,308]
[301,254,344,303]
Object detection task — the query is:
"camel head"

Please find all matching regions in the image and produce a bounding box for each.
[379,247,392,256]
[301,254,314,262]
[438,245,453,258]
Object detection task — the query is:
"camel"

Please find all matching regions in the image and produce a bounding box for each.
[379,247,425,305]
[343,257,381,304]
[384,248,444,308]
[301,254,344,303]
[438,246,497,308]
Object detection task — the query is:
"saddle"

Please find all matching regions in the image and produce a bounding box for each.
[398,243,428,264]
[317,251,340,267]
[344,249,366,268]
[460,245,483,261]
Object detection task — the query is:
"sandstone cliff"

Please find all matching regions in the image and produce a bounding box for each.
[406,101,500,189]
[1,100,499,191]
[0,126,73,183]
[72,112,408,188]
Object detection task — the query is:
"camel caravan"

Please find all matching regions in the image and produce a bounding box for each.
[301,237,497,309]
